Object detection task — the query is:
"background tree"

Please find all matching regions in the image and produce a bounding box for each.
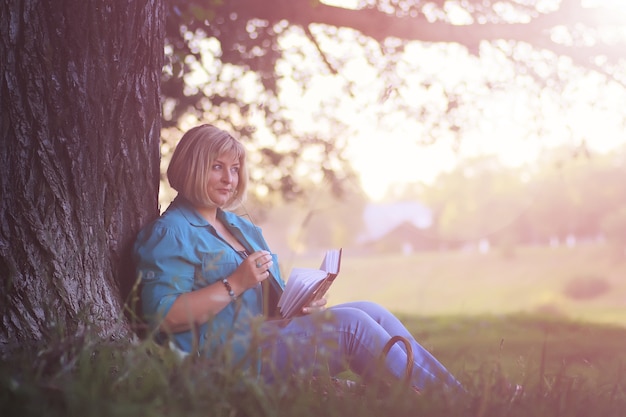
[0,0,164,350]
[415,144,626,249]
[601,207,626,258]
[420,156,528,247]
[525,146,626,243]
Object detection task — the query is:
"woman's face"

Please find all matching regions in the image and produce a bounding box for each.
[206,151,240,207]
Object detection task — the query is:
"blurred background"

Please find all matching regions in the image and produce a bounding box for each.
[159,0,626,325]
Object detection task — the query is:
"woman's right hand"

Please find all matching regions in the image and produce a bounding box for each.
[228,250,273,292]
[158,250,274,332]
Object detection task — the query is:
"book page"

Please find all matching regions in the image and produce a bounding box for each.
[278,268,328,318]
[278,249,342,318]
[319,249,341,273]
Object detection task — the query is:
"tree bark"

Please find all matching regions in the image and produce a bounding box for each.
[0,0,164,352]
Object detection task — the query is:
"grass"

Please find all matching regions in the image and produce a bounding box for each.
[3,245,626,416]
[291,244,626,325]
[3,314,626,417]
[400,314,626,387]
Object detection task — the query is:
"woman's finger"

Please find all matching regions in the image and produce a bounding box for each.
[301,296,327,314]
[251,250,271,269]
[309,297,327,307]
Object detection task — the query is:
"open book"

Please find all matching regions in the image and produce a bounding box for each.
[277,249,342,319]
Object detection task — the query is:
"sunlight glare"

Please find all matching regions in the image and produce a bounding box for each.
[347,130,456,201]
[268,3,626,202]
[583,0,626,11]
[320,0,360,10]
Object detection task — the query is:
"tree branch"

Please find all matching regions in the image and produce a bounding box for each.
[231,0,626,71]
[303,24,339,75]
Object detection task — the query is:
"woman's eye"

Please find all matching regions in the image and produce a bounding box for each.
[230,167,239,174]
[212,164,222,170]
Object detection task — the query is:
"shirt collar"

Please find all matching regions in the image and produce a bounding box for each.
[170,195,213,227]
[169,195,241,229]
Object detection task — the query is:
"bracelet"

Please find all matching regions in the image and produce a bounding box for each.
[222,278,237,302]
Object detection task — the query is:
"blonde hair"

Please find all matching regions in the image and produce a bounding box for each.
[167,124,248,210]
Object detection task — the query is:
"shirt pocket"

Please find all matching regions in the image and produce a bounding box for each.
[197,250,240,288]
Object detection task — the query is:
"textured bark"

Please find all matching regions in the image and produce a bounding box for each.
[0,0,164,352]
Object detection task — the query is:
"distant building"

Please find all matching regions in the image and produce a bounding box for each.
[357,201,435,254]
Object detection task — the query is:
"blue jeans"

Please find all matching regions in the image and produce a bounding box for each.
[257,301,463,391]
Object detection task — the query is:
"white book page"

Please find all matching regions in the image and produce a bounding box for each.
[277,268,309,310]
[279,268,328,318]
[280,269,326,317]
[319,249,341,274]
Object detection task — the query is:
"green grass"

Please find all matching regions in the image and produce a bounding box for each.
[290,244,626,325]
[4,245,626,416]
[400,314,626,386]
[3,314,626,417]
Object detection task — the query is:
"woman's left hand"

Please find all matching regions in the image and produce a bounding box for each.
[302,297,327,315]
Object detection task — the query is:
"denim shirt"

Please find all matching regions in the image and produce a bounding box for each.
[133,196,285,363]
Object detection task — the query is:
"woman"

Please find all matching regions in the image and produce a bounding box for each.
[134,124,463,393]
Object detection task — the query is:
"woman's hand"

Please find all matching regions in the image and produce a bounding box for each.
[228,250,273,293]
[302,296,327,315]
[160,250,273,333]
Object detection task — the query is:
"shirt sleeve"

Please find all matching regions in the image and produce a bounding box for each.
[134,224,195,328]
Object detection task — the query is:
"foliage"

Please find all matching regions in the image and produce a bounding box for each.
[161,0,626,202]
[258,145,626,255]
[601,207,626,255]
[413,147,626,247]
[3,315,626,417]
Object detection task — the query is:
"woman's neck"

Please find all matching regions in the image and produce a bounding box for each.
[196,205,245,251]
[195,205,219,225]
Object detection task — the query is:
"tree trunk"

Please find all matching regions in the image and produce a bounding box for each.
[0,0,164,352]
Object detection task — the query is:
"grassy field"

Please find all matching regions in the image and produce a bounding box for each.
[289,244,626,325]
[400,314,626,388]
[3,244,626,416]
[4,314,626,417]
